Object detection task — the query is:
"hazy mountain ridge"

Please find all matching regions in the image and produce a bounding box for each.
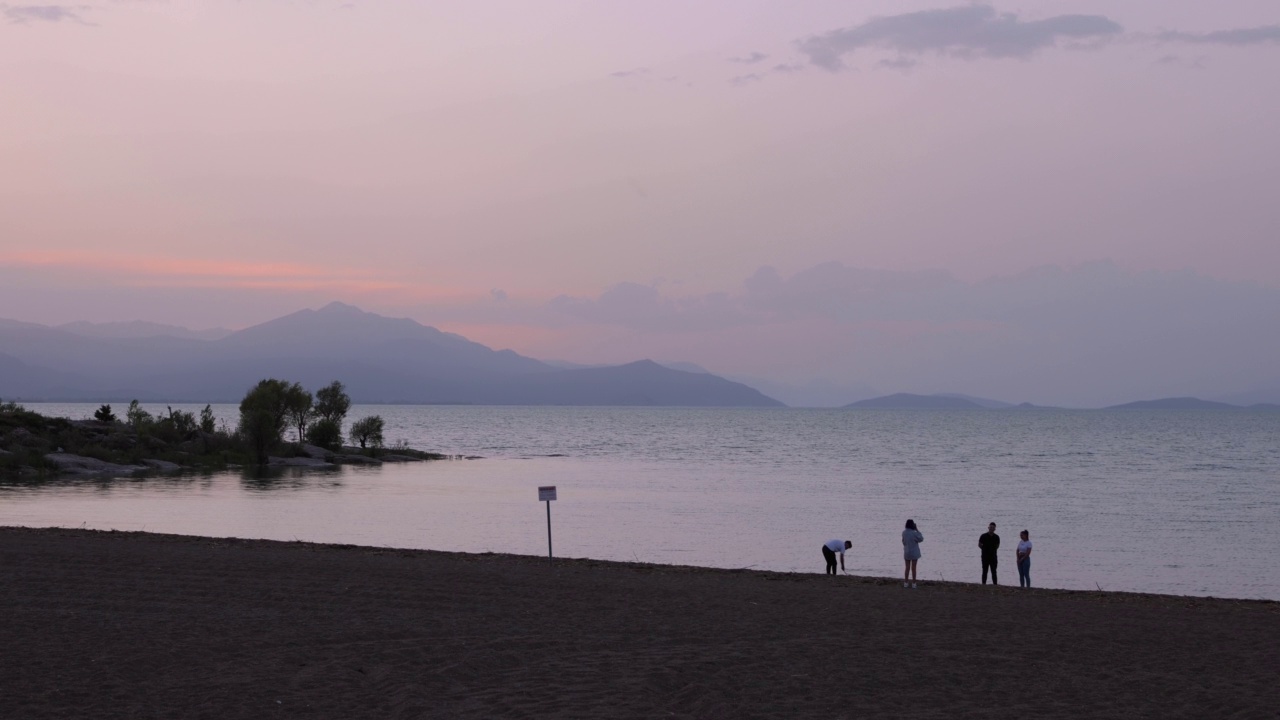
[844,392,1276,411]
[1102,397,1275,411]
[3,305,1275,410]
[58,320,233,342]
[0,304,779,407]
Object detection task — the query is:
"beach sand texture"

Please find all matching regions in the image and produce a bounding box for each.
[2,527,1277,719]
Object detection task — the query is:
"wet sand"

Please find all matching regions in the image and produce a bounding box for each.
[2,526,1277,719]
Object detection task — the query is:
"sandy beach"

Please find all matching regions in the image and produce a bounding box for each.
[1,527,1276,719]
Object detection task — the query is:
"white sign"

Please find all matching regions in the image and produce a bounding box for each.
[538,486,557,502]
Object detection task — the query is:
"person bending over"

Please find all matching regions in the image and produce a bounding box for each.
[823,539,852,575]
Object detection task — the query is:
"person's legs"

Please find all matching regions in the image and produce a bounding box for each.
[1018,558,1030,587]
[981,557,990,584]
[822,546,836,575]
[903,559,911,586]
[908,559,918,582]
[991,558,998,585]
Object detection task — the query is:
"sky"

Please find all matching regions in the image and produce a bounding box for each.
[1,1,1278,405]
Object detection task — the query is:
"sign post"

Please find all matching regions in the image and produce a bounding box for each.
[538,486,557,562]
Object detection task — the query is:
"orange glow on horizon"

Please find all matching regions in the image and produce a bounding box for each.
[0,250,482,301]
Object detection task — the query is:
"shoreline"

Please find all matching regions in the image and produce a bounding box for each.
[7,525,1279,607]
[3,526,1277,718]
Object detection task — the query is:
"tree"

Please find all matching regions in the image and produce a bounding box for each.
[237,379,292,464]
[199,405,216,434]
[313,381,351,426]
[94,404,117,423]
[283,383,313,443]
[349,415,385,451]
[126,400,151,429]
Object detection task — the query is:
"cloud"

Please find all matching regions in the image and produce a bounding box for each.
[1159,25,1280,47]
[0,250,409,294]
[2,3,89,24]
[729,73,763,87]
[729,51,769,65]
[796,4,1123,71]
[878,56,918,70]
[771,63,806,74]
[1155,54,1206,70]
[548,282,747,333]
[609,68,649,78]
[531,262,1280,406]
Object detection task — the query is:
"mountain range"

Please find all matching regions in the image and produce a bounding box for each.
[0,303,782,407]
[3,305,1277,410]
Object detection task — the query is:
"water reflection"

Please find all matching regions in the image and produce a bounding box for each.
[238,466,345,492]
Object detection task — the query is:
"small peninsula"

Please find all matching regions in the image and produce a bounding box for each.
[1,379,445,478]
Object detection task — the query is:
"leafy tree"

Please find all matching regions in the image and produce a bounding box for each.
[199,405,216,434]
[305,418,343,451]
[283,383,313,443]
[94,404,117,423]
[349,415,385,450]
[313,381,351,427]
[237,379,292,464]
[126,400,152,429]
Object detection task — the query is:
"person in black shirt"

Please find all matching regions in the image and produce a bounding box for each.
[979,522,1000,585]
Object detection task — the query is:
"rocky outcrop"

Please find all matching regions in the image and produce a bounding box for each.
[298,444,332,460]
[380,454,424,463]
[267,456,338,469]
[332,454,381,465]
[45,453,150,477]
[141,459,183,473]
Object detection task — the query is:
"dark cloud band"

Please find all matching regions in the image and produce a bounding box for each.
[796,4,1123,71]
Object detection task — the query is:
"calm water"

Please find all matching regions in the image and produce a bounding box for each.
[5,404,1279,600]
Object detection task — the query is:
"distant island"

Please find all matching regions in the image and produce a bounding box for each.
[1103,397,1280,411]
[844,393,987,410]
[843,393,1277,411]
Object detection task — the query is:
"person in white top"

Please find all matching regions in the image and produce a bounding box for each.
[1016,529,1033,588]
[822,539,852,575]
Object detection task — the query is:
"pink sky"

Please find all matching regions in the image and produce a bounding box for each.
[2,1,1278,402]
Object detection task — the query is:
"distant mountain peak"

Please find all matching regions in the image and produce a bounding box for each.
[315,301,366,315]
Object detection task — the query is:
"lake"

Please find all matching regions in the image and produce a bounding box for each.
[4,403,1278,600]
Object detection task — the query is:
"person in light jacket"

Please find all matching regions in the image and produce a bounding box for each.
[902,519,924,588]
[1016,529,1033,588]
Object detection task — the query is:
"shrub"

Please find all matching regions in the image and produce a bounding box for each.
[305,417,343,451]
[199,405,216,434]
[126,400,152,429]
[0,399,26,413]
[349,415,385,450]
[94,404,117,423]
[164,406,199,438]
